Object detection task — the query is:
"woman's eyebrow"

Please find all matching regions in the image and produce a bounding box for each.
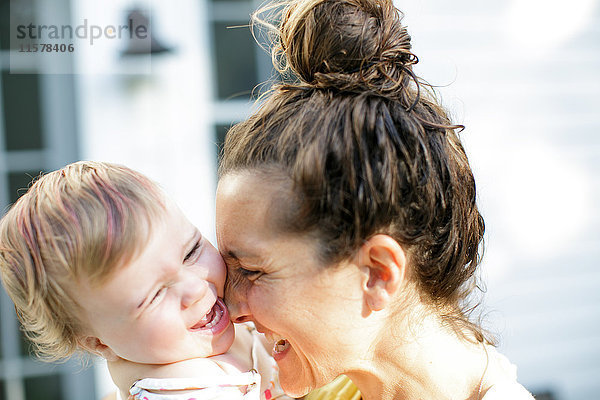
[221,250,239,263]
[222,250,258,266]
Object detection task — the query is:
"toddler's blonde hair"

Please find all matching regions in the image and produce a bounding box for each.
[0,161,166,361]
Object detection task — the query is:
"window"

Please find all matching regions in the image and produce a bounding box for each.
[1,73,43,151]
[7,171,41,203]
[24,375,63,400]
[0,1,93,399]
[208,0,276,165]
[214,123,232,162]
[212,21,259,100]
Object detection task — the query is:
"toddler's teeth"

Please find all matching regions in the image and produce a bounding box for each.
[204,307,222,329]
[193,303,224,330]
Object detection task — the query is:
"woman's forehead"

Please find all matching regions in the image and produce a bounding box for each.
[217,173,289,234]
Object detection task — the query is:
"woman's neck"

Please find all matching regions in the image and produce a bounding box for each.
[345,315,489,400]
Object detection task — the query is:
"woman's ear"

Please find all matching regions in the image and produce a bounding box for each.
[78,336,119,361]
[358,234,407,312]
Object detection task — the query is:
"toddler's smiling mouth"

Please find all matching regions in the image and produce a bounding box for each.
[190,298,229,333]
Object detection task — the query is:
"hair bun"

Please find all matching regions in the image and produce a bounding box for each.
[260,0,417,94]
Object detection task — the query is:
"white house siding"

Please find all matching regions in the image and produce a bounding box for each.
[72,0,600,398]
[397,1,600,399]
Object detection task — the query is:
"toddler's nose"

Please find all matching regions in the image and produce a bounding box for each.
[180,274,210,309]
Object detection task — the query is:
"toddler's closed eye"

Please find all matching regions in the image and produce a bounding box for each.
[150,287,167,304]
[184,241,201,263]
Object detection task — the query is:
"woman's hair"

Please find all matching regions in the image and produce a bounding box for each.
[0,161,166,361]
[220,0,487,340]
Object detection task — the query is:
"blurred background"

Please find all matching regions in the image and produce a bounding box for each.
[0,0,598,399]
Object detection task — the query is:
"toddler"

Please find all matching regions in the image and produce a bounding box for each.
[0,161,290,400]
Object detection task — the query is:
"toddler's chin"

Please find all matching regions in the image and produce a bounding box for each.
[215,323,236,354]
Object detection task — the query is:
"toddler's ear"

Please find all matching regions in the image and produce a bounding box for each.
[79,336,119,361]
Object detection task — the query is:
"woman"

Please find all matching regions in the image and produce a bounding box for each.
[216,0,533,398]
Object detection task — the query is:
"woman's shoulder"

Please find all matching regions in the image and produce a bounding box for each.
[482,382,534,399]
[482,347,534,400]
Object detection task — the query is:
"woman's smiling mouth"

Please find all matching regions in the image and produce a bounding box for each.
[272,338,291,361]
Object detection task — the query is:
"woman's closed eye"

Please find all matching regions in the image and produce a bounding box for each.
[238,267,263,280]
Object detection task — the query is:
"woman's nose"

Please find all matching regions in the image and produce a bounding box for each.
[228,300,252,323]
[224,274,252,323]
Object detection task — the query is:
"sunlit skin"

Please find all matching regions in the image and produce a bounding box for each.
[72,201,235,364]
[217,172,502,400]
[216,172,387,396]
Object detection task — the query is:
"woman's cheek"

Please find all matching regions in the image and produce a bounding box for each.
[248,284,277,319]
[246,287,262,316]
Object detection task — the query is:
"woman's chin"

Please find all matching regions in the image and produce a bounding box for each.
[279,378,313,398]
[276,356,315,397]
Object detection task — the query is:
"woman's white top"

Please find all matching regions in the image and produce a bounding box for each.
[481,347,534,399]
